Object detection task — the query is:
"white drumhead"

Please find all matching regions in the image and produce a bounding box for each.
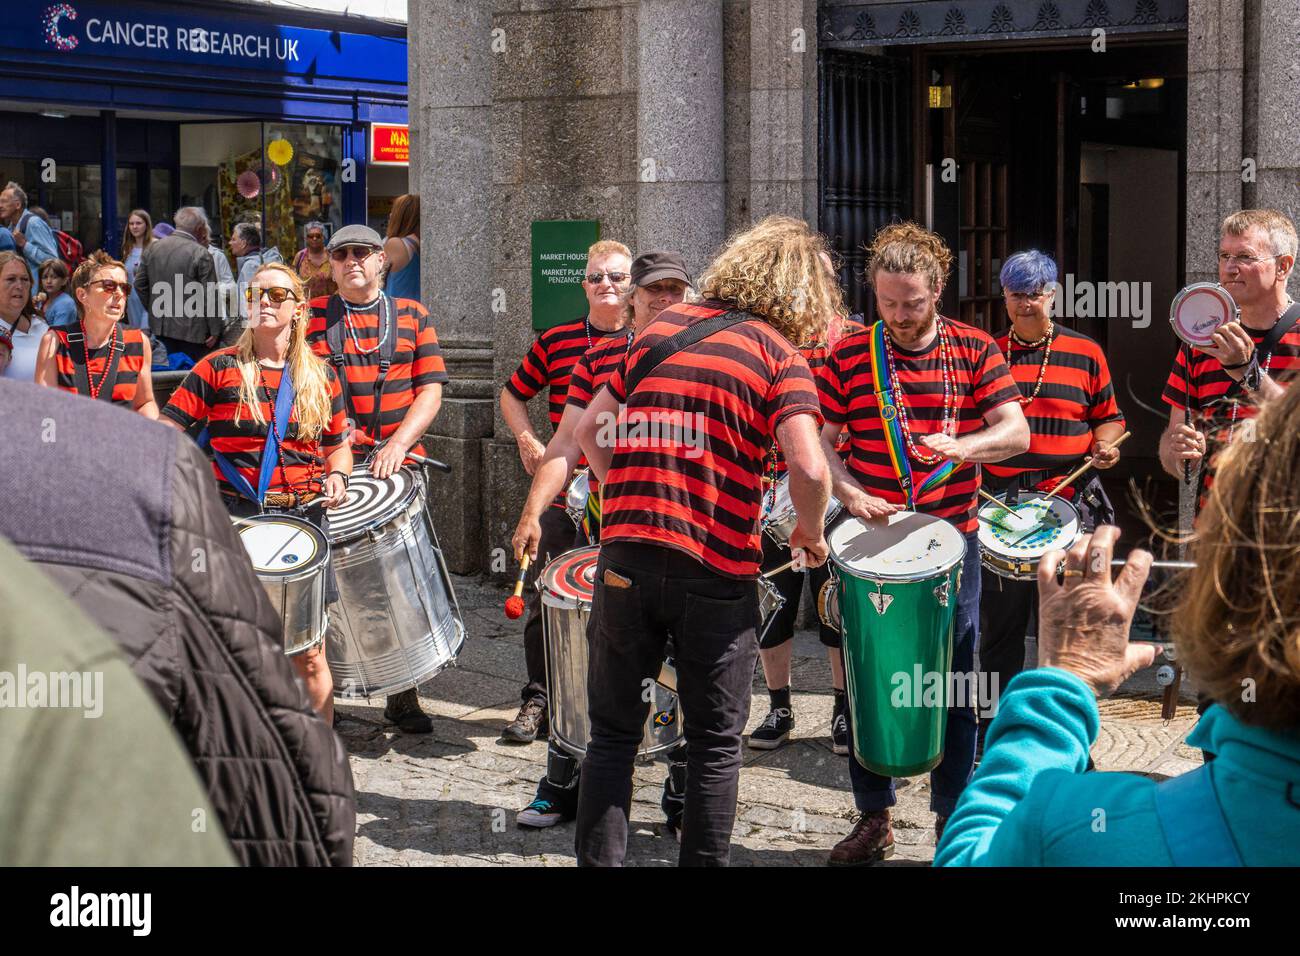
[828,511,966,581]
[327,466,422,540]
[1170,283,1235,347]
[237,517,326,575]
[978,495,1080,560]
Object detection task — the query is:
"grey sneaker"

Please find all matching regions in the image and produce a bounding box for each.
[502,696,548,743]
[748,707,794,750]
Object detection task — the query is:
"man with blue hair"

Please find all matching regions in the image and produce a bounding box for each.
[978,250,1126,744]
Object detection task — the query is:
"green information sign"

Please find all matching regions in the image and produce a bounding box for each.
[531,220,599,331]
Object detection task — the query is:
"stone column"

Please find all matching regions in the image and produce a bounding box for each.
[1248,0,1300,301]
[636,0,725,275]
[409,1,497,573]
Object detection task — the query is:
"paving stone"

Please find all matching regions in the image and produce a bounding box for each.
[344,572,1204,866]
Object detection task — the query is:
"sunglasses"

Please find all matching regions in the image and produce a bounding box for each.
[245,286,301,305]
[330,246,377,263]
[586,271,630,285]
[90,279,132,295]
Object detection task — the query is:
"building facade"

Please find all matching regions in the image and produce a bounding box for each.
[412,0,1297,575]
[0,0,409,260]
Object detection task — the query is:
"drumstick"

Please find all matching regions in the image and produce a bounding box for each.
[1182,343,1193,486]
[977,488,1036,532]
[1043,431,1132,501]
[504,555,531,619]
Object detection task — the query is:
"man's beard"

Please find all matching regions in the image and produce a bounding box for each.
[884,310,937,346]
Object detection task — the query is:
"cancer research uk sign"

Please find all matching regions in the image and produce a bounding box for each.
[531,221,599,332]
[8,1,404,83]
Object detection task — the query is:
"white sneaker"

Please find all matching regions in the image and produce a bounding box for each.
[517,799,566,829]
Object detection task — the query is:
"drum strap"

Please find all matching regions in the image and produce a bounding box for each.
[623,308,750,396]
[1154,763,1243,867]
[868,320,960,509]
[324,293,398,444]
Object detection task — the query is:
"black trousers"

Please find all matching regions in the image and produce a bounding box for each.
[520,505,580,703]
[575,541,758,867]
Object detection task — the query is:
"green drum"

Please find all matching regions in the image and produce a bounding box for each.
[825,512,966,777]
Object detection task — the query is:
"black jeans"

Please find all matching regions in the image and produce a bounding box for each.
[520,505,580,703]
[574,541,758,867]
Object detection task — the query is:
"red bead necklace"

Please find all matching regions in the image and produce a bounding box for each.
[81,319,119,400]
[883,318,956,466]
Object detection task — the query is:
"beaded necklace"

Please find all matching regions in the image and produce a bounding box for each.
[81,319,119,400]
[343,294,390,355]
[882,318,955,466]
[1008,321,1055,407]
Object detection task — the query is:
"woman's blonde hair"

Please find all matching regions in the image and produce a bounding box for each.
[233,262,333,441]
[866,221,954,294]
[0,252,34,320]
[1174,385,1300,728]
[697,216,844,346]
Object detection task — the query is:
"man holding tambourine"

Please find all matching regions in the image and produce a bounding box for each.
[1160,209,1299,494]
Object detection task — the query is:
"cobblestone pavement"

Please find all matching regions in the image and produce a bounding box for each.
[339,573,1202,867]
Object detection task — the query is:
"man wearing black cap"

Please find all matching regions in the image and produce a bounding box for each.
[510,251,691,831]
[307,223,449,733]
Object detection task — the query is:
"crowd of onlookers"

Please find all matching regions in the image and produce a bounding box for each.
[0,178,422,376]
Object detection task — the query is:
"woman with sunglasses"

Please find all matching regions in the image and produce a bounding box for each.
[162,262,352,723]
[34,250,158,417]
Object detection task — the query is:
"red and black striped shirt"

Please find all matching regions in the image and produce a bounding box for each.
[1161,322,1300,494]
[306,295,448,452]
[821,318,1020,534]
[506,316,625,431]
[52,326,146,408]
[563,330,634,509]
[600,301,823,579]
[983,326,1125,494]
[770,317,865,477]
[162,347,347,499]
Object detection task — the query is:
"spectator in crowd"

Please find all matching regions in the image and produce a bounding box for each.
[120,208,154,330]
[382,194,420,302]
[0,250,49,381]
[0,535,237,866]
[207,232,238,343]
[0,226,13,252]
[0,181,59,284]
[0,377,357,867]
[153,221,174,240]
[936,383,1300,866]
[231,222,284,324]
[133,206,221,364]
[34,258,77,328]
[294,221,336,301]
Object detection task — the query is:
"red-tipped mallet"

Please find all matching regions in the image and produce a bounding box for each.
[504,555,531,619]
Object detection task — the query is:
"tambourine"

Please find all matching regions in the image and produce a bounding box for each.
[1169,282,1238,347]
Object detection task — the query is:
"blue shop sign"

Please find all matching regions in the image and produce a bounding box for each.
[5,0,405,84]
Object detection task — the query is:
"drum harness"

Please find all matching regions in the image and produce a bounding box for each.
[60,322,124,402]
[326,292,399,463]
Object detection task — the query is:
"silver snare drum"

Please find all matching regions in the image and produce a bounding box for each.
[234,514,329,656]
[761,473,842,546]
[325,466,466,699]
[540,546,683,759]
[564,468,590,527]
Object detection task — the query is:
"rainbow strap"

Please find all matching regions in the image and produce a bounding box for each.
[868,320,961,508]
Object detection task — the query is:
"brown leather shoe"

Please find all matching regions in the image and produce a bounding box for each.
[502,696,548,743]
[935,814,949,843]
[828,810,894,866]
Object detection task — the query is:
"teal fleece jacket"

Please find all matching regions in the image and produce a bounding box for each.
[934,668,1300,866]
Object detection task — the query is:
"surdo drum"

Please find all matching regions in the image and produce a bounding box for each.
[325,465,466,699]
[235,514,329,657]
[976,492,1082,581]
[822,512,965,777]
[540,546,683,758]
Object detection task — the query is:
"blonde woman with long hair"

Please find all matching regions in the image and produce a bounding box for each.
[162,261,352,721]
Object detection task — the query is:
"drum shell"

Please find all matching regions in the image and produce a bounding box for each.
[325,472,466,699]
[831,553,963,778]
[234,515,328,657]
[761,474,843,546]
[541,572,682,760]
